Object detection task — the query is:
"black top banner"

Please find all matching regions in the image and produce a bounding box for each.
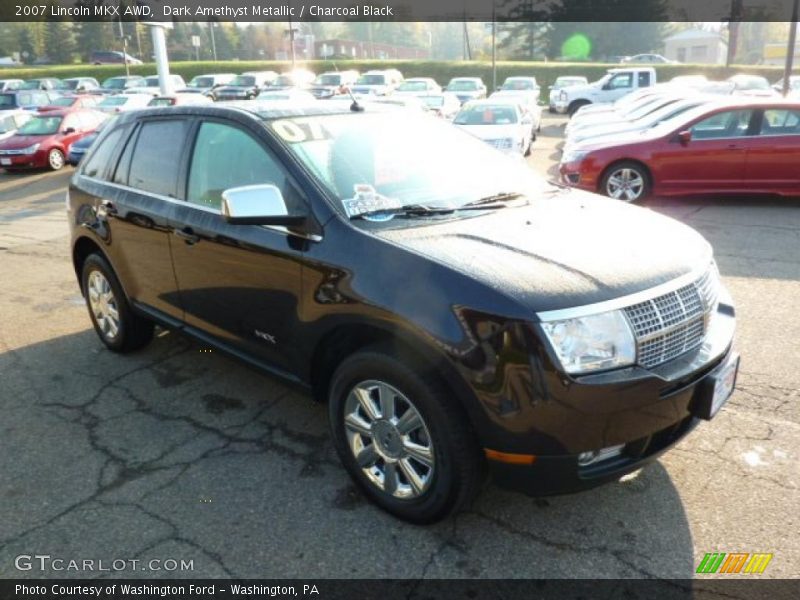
[1,0,799,22]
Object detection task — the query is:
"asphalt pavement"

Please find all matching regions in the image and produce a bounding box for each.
[0,113,797,579]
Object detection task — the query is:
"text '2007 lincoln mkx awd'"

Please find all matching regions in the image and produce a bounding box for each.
[67,101,738,523]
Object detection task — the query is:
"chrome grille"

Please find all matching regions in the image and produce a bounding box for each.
[624,265,719,368]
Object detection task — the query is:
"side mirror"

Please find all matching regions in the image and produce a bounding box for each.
[677,130,692,145]
[221,184,307,226]
[521,115,533,125]
[62,127,76,135]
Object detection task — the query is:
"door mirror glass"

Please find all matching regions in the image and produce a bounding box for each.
[678,130,692,145]
[62,127,76,135]
[222,184,307,226]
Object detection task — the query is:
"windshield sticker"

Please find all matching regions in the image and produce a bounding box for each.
[271,118,329,143]
[342,184,401,221]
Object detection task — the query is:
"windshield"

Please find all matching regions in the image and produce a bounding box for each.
[102,78,128,89]
[99,97,128,107]
[357,74,386,85]
[19,81,43,90]
[315,74,341,85]
[274,75,295,86]
[18,116,62,135]
[50,97,76,107]
[501,79,535,91]
[270,112,546,221]
[63,80,80,90]
[397,81,428,92]
[230,75,256,87]
[454,104,518,125]
[447,80,478,91]
[0,94,15,107]
[188,77,214,88]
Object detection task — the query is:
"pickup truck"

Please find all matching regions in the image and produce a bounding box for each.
[554,67,657,116]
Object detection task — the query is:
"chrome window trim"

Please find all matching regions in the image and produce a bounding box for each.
[536,255,714,322]
[81,175,323,242]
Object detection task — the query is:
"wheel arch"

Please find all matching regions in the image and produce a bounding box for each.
[308,320,487,440]
[72,235,105,291]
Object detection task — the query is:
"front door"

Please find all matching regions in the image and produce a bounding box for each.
[168,119,307,375]
[655,108,754,193]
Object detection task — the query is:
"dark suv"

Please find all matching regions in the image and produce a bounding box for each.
[68,102,739,523]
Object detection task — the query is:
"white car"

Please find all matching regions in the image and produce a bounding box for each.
[492,76,541,104]
[0,110,31,142]
[393,78,442,97]
[125,74,188,96]
[351,70,402,96]
[623,54,677,64]
[728,74,779,98]
[444,77,487,104]
[563,95,716,150]
[419,93,462,119]
[567,94,684,137]
[453,99,533,156]
[96,93,154,113]
[548,76,588,111]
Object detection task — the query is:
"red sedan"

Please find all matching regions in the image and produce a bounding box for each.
[38,94,101,112]
[0,109,107,171]
[559,99,800,201]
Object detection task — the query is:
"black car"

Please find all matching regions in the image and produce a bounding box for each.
[68,102,739,523]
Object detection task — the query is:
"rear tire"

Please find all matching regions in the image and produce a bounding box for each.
[328,345,484,523]
[81,253,154,353]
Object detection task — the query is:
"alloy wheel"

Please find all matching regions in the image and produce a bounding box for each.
[87,270,120,341]
[343,380,435,499]
[48,149,65,170]
[606,167,645,202]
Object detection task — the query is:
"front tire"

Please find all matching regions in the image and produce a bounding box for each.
[600,161,651,202]
[81,253,154,353]
[328,346,483,523]
[47,148,65,171]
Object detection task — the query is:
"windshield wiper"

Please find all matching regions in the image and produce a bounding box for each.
[461,192,526,208]
[350,204,456,220]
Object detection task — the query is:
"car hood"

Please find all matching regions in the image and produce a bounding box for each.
[375,190,711,313]
[0,134,52,149]
[456,123,521,140]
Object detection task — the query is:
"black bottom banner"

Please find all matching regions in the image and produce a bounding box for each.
[2,579,800,600]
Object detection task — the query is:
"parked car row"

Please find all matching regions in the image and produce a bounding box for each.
[559,83,800,201]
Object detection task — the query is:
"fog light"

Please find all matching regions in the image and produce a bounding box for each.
[577,444,625,467]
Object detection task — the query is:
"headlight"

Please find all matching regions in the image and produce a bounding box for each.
[540,310,636,374]
[560,148,589,164]
[21,143,40,154]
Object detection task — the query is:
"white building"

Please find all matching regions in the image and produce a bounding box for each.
[664,29,728,65]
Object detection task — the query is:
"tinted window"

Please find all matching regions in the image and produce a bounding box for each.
[187,121,289,210]
[759,109,800,136]
[82,127,127,180]
[638,72,652,87]
[691,110,753,140]
[127,120,188,197]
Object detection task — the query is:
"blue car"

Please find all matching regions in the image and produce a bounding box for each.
[67,131,98,166]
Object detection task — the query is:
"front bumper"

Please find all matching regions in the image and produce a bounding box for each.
[481,286,737,496]
[0,150,47,169]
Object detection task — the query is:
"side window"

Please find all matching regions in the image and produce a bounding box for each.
[691,110,753,140]
[759,109,800,136]
[638,72,651,87]
[127,120,189,197]
[81,127,127,180]
[187,121,292,210]
[608,74,632,90]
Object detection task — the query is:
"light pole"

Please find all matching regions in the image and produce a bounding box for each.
[209,22,218,61]
[783,1,799,96]
[492,2,497,92]
[144,23,174,96]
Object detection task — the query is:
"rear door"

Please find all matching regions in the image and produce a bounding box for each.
[744,107,800,192]
[167,117,308,375]
[95,117,191,322]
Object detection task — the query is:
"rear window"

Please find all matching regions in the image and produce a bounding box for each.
[82,127,127,180]
[126,120,188,197]
[0,94,15,107]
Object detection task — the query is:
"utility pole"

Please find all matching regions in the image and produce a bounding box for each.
[491,3,497,92]
[783,1,799,96]
[209,22,217,61]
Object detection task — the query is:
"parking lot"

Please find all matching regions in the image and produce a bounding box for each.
[0,111,798,579]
